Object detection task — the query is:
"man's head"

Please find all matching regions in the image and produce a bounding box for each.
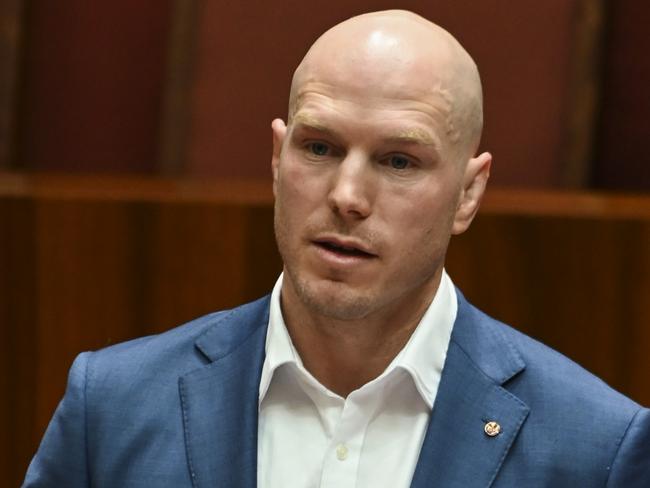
[289,10,484,165]
[272,10,491,322]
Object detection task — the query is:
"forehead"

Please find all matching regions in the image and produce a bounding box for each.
[290,81,454,149]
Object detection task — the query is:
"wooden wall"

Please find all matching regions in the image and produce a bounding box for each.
[14,1,171,172]
[592,0,650,190]
[2,174,649,486]
[5,1,650,190]
[185,0,600,186]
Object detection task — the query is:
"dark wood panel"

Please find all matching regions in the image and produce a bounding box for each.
[593,0,650,190]
[2,174,649,485]
[0,0,23,169]
[0,197,37,487]
[15,1,171,172]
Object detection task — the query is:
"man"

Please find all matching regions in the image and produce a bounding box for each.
[24,10,649,488]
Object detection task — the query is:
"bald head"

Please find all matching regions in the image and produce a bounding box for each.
[287,10,484,162]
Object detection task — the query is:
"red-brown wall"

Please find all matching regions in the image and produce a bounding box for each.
[186,0,580,186]
[593,0,650,190]
[10,1,650,190]
[15,1,170,173]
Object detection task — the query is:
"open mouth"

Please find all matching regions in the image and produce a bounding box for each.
[315,240,375,258]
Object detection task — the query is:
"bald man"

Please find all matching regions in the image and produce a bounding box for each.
[24,10,650,488]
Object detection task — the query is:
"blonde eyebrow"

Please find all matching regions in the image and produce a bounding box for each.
[292,113,438,148]
[387,128,437,146]
[291,114,334,134]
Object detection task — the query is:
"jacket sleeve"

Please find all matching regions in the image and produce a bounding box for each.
[606,406,650,487]
[23,353,91,487]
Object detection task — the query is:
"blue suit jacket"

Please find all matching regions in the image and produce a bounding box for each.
[24,292,650,487]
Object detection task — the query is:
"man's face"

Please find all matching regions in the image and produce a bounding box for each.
[272,73,478,322]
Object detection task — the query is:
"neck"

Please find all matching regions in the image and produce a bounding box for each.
[280,273,441,397]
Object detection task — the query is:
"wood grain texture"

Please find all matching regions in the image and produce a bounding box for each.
[0,197,37,487]
[2,174,649,485]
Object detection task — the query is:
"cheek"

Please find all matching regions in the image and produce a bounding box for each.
[275,162,327,233]
[385,196,456,251]
[280,159,329,207]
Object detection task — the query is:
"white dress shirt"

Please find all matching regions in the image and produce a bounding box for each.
[257,271,457,488]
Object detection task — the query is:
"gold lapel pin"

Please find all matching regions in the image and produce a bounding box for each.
[484,421,501,437]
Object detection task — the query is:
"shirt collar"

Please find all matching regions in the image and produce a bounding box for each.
[259,271,457,409]
[393,270,457,408]
[258,274,297,404]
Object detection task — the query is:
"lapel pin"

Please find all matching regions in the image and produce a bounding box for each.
[484,421,501,437]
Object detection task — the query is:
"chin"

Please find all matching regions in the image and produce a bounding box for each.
[290,272,378,321]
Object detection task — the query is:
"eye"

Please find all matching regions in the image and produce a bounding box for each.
[307,142,330,156]
[387,154,411,170]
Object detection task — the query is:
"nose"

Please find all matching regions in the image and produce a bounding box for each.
[327,154,373,219]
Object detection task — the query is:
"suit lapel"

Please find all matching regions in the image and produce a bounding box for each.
[411,293,530,488]
[179,297,270,488]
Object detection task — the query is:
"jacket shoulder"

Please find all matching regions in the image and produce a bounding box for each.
[459,296,641,414]
[457,297,649,484]
[498,315,640,414]
[80,295,270,404]
[89,295,270,370]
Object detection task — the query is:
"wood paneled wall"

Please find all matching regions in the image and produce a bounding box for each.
[0,0,23,169]
[15,1,171,172]
[2,174,649,485]
[5,1,612,188]
[4,2,650,189]
[593,0,650,190]
[185,0,600,186]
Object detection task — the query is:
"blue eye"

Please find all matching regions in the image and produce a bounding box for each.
[389,155,410,170]
[309,142,330,156]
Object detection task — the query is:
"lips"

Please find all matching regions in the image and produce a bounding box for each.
[313,238,377,258]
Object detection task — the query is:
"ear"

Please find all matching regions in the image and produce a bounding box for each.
[271,118,287,197]
[452,151,491,235]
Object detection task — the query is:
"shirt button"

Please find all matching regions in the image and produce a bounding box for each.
[336,444,348,461]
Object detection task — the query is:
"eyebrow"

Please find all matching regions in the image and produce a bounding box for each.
[292,113,438,148]
[385,128,437,146]
[291,114,340,139]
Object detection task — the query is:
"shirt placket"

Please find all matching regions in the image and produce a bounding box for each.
[319,386,382,488]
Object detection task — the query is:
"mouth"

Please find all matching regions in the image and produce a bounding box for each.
[313,239,377,259]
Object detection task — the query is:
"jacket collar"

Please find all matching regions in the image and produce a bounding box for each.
[410,290,529,488]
